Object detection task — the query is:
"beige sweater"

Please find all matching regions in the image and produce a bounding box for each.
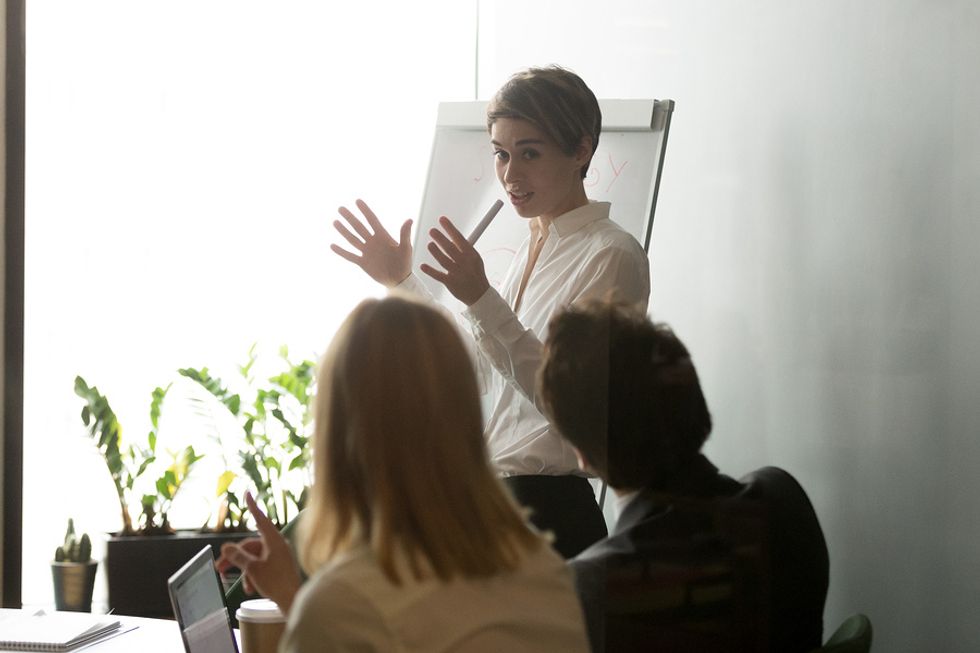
[280,543,588,653]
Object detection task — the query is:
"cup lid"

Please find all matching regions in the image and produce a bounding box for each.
[236,598,285,623]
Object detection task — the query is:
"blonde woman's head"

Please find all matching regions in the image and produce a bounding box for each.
[301,295,539,583]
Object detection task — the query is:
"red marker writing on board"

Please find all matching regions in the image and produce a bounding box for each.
[466,199,504,245]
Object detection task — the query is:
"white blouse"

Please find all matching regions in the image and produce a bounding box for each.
[400,201,650,477]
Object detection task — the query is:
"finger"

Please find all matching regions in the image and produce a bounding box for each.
[333,220,367,250]
[355,199,385,235]
[426,242,456,270]
[337,206,372,240]
[419,263,448,283]
[398,219,413,248]
[220,543,258,571]
[243,576,254,595]
[330,244,365,266]
[225,537,263,561]
[245,492,279,539]
[420,263,449,284]
[218,540,245,565]
[215,551,233,573]
[241,538,264,554]
[215,543,232,571]
[216,545,250,572]
[438,216,470,248]
[429,228,461,259]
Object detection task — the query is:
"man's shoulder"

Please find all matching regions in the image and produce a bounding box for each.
[736,466,825,528]
[571,532,630,569]
[738,465,802,491]
[571,481,771,583]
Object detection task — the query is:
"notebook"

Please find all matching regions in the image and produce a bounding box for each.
[167,545,240,653]
[0,610,121,651]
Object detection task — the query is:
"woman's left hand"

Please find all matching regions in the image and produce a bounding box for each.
[420,217,491,306]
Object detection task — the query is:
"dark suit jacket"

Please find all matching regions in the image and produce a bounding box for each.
[570,457,829,653]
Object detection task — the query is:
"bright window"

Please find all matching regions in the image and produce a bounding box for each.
[24,0,477,609]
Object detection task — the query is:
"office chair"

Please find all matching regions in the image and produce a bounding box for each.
[810,613,872,653]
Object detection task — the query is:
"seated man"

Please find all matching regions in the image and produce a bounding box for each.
[538,301,829,653]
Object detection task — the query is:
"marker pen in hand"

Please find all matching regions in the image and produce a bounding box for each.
[466,199,504,244]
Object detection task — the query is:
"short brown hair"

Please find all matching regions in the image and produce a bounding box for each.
[487,65,601,178]
[538,301,712,489]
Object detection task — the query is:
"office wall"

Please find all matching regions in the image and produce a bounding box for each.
[479,2,980,652]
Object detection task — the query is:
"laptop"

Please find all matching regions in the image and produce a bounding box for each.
[168,545,240,653]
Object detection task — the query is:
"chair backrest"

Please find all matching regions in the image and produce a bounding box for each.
[598,497,772,653]
[811,613,872,653]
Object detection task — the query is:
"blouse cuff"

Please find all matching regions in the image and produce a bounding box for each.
[462,286,513,336]
[390,273,429,298]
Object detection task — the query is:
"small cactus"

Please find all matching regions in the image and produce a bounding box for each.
[55,518,92,563]
[79,533,92,561]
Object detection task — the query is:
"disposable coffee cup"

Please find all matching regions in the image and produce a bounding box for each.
[236,598,286,653]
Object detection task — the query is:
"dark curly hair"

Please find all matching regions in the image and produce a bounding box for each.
[538,301,712,489]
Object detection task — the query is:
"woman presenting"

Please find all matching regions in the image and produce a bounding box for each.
[332,66,650,558]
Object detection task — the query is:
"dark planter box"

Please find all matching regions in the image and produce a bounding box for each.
[106,530,253,618]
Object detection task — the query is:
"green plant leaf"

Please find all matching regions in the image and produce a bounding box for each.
[238,343,258,379]
[241,456,264,487]
[263,456,281,473]
[216,470,236,496]
[156,477,171,500]
[135,455,157,478]
[179,367,242,416]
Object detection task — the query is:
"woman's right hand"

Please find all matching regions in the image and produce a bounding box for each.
[331,199,413,288]
[217,492,302,614]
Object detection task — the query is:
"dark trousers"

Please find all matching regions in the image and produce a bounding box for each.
[503,475,608,559]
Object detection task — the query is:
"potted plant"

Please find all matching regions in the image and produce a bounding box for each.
[179,344,316,531]
[74,378,203,535]
[72,345,316,618]
[75,376,230,618]
[51,519,98,612]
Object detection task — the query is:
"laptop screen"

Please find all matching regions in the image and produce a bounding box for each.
[168,545,240,653]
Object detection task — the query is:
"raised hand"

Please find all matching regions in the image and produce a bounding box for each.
[420,216,491,306]
[217,492,302,614]
[331,199,414,287]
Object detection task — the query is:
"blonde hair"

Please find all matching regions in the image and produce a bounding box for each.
[300,296,540,583]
